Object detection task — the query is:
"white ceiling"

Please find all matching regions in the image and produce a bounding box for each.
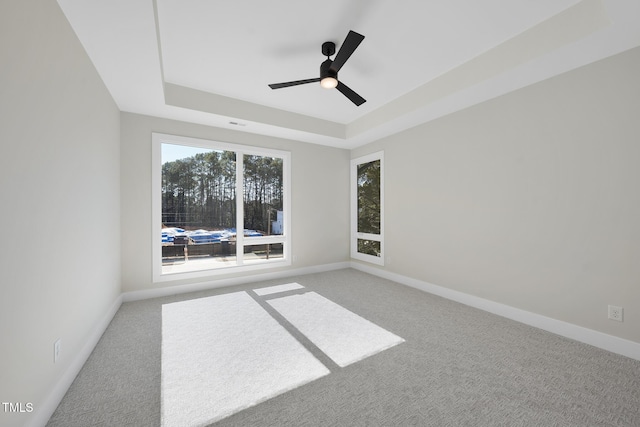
[57,0,640,149]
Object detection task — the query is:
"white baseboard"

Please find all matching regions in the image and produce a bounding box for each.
[31,294,123,427]
[350,262,640,361]
[123,261,351,302]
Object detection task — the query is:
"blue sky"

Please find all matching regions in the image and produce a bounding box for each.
[162,143,212,164]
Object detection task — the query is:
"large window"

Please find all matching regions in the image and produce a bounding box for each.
[152,133,290,281]
[351,151,384,265]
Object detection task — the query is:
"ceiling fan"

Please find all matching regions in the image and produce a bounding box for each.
[268,30,366,106]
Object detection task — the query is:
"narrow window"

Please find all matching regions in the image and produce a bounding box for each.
[351,152,384,265]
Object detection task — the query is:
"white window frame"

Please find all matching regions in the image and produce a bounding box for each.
[152,133,291,282]
[350,151,384,265]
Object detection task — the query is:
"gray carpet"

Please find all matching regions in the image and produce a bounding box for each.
[47,269,640,426]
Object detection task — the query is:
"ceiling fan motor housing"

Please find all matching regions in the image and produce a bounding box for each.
[320,58,337,81]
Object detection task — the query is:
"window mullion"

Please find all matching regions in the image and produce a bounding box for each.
[235,152,244,265]
[355,232,381,242]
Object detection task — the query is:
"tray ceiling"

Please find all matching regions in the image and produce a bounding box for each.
[57,0,640,148]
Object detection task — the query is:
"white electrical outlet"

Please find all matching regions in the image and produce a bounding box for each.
[54,339,61,363]
[608,305,623,322]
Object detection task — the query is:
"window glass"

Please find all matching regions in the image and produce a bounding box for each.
[357,239,381,257]
[357,160,381,235]
[243,154,284,237]
[243,243,284,263]
[162,145,236,231]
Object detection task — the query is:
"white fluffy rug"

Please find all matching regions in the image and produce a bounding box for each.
[161,291,330,427]
[268,292,405,367]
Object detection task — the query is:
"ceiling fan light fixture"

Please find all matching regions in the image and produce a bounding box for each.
[268,30,366,106]
[320,76,338,89]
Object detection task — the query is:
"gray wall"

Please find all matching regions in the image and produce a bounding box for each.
[353,46,640,343]
[0,1,121,426]
[120,113,350,293]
